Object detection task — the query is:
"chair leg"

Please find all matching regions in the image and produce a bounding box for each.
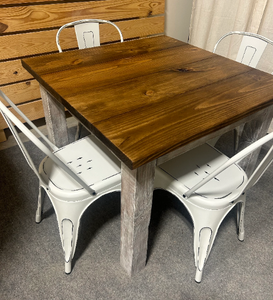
[194,227,213,283]
[75,123,83,141]
[52,198,93,274]
[234,128,240,153]
[190,205,234,283]
[234,124,244,153]
[237,197,246,241]
[65,261,72,274]
[61,218,76,274]
[36,185,45,223]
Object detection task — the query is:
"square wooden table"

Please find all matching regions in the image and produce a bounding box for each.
[22,35,273,276]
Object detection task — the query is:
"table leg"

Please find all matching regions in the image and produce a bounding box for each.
[39,85,69,147]
[238,105,273,176]
[120,160,156,276]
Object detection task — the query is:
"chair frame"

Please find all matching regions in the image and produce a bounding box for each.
[185,133,273,198]
[155,132,273,282]
[0,90,95,195]
[0,90,121,274]
[213,31,273,55]
[56,19,124,53]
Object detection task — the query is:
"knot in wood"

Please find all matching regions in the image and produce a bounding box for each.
[145,90,155,96]
[0,22,8,33]
[177,68,192,73]
[72,59,83,65]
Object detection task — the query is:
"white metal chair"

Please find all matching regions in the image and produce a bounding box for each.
[210,31,273,150]
[0,90,121,274]
[155,133,273,282]
[56,19,124,140]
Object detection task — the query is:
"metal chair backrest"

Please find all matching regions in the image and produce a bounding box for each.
[0,90,95,195]
[184,133,273,199]
[213,31,273,72]
[56,19,123,53]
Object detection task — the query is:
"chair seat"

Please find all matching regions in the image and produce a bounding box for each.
[154,123,273,282]
[40,135,121,199]
[156,143,246,208]
[0,91,123,274]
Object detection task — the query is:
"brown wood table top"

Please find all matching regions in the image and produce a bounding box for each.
[22,35,273,170]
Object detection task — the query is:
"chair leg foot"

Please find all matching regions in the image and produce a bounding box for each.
[238,232,244,241]
[65,261,72,274]
[195,268,203,283]
[35,213,42,224]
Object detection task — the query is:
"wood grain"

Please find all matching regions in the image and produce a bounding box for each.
[0,17,164,60]
[0,60,33,85]
[0,0,165,135]
[1,0,63,4]
[0,79,40,105]
[39,85,69,147]
[120,160,156,275]
[157,106,272,166]
[22,34,181,77]
[23,35,273,278]
[0,0,165,33]
[22,36,273,169]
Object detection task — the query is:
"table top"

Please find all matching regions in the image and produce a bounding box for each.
[22,36,273,169]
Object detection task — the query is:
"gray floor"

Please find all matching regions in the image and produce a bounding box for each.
[0,126,273,300]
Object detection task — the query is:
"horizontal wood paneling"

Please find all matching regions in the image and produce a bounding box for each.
[0,100,44,129]
[0,60,33,85]
[1,79,40,105]
[0,0,165,142]
[1,0,64,5]
[0,16,164,60]
[0,0,165,33]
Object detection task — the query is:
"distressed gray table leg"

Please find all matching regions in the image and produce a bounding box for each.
[120,160,156,276]
[40,85,69,147]
[238,106,273,176]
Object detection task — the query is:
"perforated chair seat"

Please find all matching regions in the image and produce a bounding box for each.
[38,136,121,273]
[155,134,273,283]
[0,90,122,274]
[40,136,121,198]
[157,144,246,208]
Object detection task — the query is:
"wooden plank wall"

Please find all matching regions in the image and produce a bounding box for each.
[0,0,165,142]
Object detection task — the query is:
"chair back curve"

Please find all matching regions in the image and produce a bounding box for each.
[213,31,273,73]
[56,19,124,53]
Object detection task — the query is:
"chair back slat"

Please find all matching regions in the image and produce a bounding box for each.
[213,31,273,74]
[75,22,100,49]
[56,19,123,53]
[236,35,267,67]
